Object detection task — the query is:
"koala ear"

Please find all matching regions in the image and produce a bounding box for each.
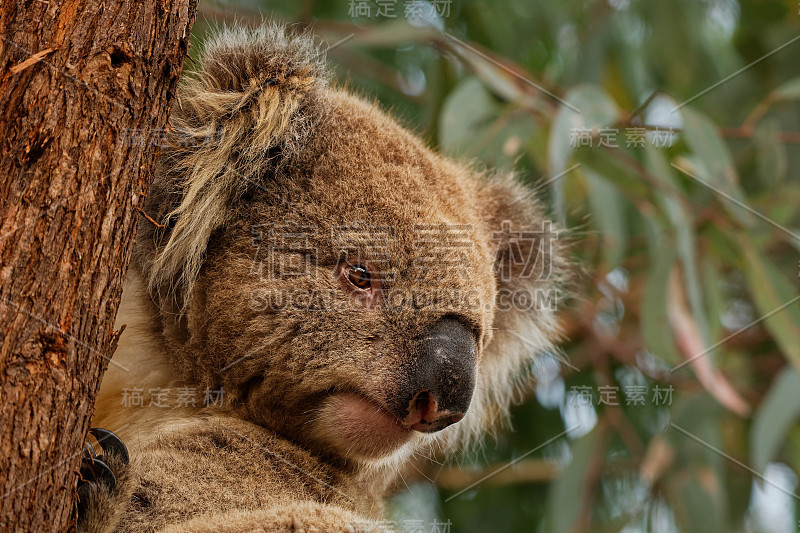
[482,173,565,296]
[441,172,569,451]
[138,23,327,307]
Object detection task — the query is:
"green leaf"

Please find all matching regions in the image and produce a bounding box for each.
[676,221,712,347]
[583,167,627,268]
[785,426,800,476]
[545,430,598,533]
[701,256,725,344]
[641,229,680,365]
[643,144,684,226]
[754,117,788,187]
[772,76,800,101]
[676,474,726,533]
[439,77,498,156]
[439,78,538,166]
[547,84,620,218]
[680,108,753,226]
[576,148,649,199]
[666,395,730,533]
[346,20,440,47]
[751,367,800,473]
[642,146,712,344]
[740,235,800,372]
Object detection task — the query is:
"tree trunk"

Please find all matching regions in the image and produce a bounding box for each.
[0,1,196,530]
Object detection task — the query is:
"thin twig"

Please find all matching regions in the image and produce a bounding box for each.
[136,206,164,228]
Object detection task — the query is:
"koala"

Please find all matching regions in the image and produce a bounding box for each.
[81,22,568,532]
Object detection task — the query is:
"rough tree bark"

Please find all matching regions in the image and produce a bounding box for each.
[0,1,196,530]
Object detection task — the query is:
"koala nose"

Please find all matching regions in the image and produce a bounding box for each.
[404,390,465,433]
[399,317,477,433]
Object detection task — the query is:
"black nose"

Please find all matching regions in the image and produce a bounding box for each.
[397,317,477,433]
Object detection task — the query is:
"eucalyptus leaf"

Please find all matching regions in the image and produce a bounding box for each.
[754,118,788,187]
[772,76,800,101]
[751,367,800,473]
[680,107,753,226]
[545,430,598,533]
[583,167,627,269]
[740,235,800,372]
[439,76,498,156]
[642,231,680,365]
[547,84,620,219]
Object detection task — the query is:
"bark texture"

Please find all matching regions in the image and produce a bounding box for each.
[0,1,196,530]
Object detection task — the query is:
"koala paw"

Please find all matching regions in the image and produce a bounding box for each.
[77,428,129,524]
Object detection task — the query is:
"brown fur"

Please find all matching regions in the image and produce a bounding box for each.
[85,22,568,532]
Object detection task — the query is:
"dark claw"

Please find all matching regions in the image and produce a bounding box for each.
[80,456,116,491]
[77,428,129,523]
[77,452,116,520]
[90,428,129,465]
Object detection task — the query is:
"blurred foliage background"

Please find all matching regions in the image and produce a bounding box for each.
[193,1,800,531]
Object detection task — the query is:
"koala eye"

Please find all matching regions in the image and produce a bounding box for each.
[345,264,371,290]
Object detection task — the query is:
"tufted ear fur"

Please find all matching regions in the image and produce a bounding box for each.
[439,172,570,452]
[137,23,328,309]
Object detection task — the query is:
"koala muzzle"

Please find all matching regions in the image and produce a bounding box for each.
[398,317,477,433]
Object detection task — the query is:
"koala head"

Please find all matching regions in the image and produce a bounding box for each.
[137,24,567,467]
